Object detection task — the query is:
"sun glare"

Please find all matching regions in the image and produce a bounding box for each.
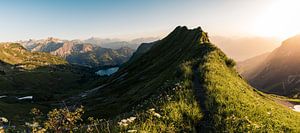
[254,0,300,39]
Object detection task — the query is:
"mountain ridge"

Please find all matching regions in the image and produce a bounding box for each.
[63,26,300,132]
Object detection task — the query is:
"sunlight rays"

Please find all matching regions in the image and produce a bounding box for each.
[253,0,300,39]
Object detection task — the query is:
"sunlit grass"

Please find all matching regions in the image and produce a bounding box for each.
[197,43,300,132]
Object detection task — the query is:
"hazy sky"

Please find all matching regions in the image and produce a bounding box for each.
[0,0,299,41]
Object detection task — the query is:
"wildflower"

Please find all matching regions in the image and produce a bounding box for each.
[0,117,8,123]
[149,108,155,111]
[121,119,127,123]
[127,117,136,123]
[127,129,137,133]
[118,122,123,126]
[87,125,94,132]
[25,122,39,128]
[153,113,161,118]
[0,127,3,133]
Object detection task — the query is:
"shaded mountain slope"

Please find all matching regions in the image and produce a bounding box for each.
[81,26,205,116]
[240,35,300,98]
[0,43,100,122]
[67,26,300,132]
[0,43,98,99]
[237,52,270,80]
[126,41,158,64]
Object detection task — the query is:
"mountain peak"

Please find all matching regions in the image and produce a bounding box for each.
[45,37,63,43]
[173,26,203,33]
[168,26,209,44]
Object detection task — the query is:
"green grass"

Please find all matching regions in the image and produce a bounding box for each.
[197,43,300,132]
[113,61,202,132]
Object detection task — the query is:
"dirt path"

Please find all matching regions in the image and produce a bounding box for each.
[192,66,215,132]
[192,67,207,111]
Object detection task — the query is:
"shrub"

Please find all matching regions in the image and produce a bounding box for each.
[225,58,236,68]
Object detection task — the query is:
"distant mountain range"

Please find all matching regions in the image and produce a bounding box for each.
[238,35,300,98]
[18,37,159,67]
[83,37,159,49]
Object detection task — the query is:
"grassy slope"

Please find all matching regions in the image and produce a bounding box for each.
[0,43,98,98]
[82,26,204,117]
[87,27,300,132]
[0,43,67,69]
[120,44,300,132]
[0,43,100,124]
[197,43,300,132]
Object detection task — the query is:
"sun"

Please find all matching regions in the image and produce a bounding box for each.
[253,0,300,39]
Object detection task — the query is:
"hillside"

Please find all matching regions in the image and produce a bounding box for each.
[19,38,135,67]
[0,43,67,70]
[64,26,300,132]
[239,35,300,98]
[0,43,100,122]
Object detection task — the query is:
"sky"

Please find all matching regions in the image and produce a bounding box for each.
[0,0,299,42]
